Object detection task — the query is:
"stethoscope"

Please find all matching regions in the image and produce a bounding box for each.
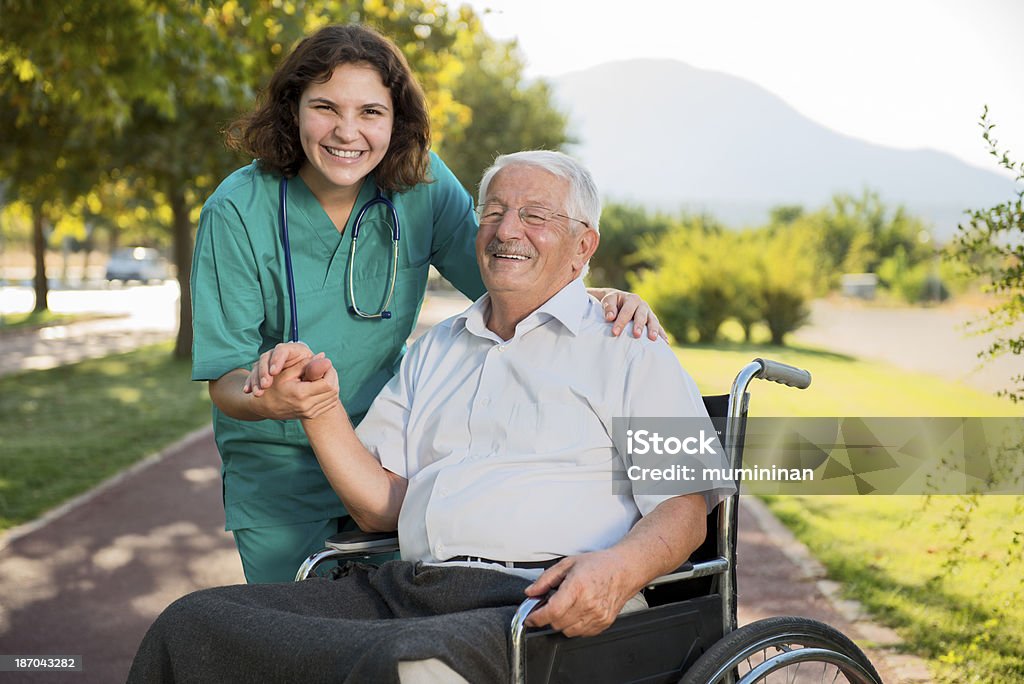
[278,177,400,343]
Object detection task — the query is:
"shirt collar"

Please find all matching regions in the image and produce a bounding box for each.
[451,277,589,341]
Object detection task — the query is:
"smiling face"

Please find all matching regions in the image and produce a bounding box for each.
[297,62,394,202]
[476,165,599,310]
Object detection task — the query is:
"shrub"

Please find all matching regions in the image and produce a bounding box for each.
[632,226,736,344]
[877,246,950,303]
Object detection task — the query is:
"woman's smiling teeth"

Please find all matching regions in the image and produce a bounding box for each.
[324,146,362,158]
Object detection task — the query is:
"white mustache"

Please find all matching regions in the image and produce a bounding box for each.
[484,240,535,259]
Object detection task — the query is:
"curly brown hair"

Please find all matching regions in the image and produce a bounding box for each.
[226,24,431,192]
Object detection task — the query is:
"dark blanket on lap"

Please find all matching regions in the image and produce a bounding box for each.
[127,561,533,683]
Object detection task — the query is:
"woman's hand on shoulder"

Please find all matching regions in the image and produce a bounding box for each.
[596,289,667,341]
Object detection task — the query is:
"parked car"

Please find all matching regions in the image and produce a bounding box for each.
[105,247,172,283]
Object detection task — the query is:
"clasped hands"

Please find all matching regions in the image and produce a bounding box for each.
[242,342,340,420]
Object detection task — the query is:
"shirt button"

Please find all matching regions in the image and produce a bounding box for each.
[497,345,507,352]
[435,542,445,556]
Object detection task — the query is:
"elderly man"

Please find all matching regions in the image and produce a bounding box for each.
[128,151,734,684]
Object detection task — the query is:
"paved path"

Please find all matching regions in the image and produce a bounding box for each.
[0,430,240,684]
[793,297,1022,396]
[0,283,179,378]
[0,289,938,683]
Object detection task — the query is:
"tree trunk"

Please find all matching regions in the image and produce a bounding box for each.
[32,204,49,313]
[168,186,194,360]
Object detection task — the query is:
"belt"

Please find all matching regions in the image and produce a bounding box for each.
[444,555,563,570]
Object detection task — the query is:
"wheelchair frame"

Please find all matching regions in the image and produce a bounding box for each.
[296,358,883,684]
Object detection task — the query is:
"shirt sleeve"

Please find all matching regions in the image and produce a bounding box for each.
[621,341,737,516]
[355,331,428,478]
[190,198,265,381]
[425,153,486,300]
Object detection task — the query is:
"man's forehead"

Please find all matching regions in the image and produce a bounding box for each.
[485,165,568,205]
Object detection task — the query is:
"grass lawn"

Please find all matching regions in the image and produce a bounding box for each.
[675,340,1024,682]
[0,310,111,332]
[0,341,211,532]
[674,341,1017,417]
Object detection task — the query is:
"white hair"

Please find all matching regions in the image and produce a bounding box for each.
[477,150,601,234]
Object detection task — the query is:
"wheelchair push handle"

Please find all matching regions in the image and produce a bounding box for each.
[753,358,812,389]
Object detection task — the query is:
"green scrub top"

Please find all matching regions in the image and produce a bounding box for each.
[191,152,485,530]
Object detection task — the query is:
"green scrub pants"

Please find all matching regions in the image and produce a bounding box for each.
[233,517,349,584]
[233,516,400,584]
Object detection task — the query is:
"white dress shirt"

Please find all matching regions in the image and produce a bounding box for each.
[356,277,735,564]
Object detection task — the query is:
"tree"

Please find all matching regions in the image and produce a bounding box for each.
[769,204,804,226]
[2,1,569,358]
[752,226,816,345]
[632,219,738,344]
[632,216,819,346]
[586,202,673,292]
[948,107,1024,402]
[436,9,570,193]
[811,190,930,287]
[1,1,480,357]
[0,75,110,311]
[105,1,471,358]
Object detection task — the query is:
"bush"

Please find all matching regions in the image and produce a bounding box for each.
[877,246,950,303]
[802,190,933,290]
[752,226,817,344]
[632,226,736,344]
[633,222,817,346]
[761,287,810,345]
[587,203,673,292]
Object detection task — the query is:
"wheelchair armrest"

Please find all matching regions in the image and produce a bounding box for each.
[510,594,550,684]
[646,556,728,588]
[325,530,400,554]
[295,530,400,581]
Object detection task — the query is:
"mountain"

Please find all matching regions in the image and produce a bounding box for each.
[551,59,1017,239]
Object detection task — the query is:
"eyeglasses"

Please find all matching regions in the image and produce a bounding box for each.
[475,203,590,229]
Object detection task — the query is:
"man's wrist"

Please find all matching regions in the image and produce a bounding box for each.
[302,399,346,426]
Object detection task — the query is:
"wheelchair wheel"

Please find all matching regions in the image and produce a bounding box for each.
[680,616,882,684]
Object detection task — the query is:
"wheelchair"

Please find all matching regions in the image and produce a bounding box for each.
[296,358,883,684]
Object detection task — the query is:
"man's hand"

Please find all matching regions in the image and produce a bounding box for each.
[599,290,667,341]
[302,354,336,387]
[522,549,642,637]
[241,342,339,420]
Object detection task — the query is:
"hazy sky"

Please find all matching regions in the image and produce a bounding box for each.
[461,0,1024,177]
